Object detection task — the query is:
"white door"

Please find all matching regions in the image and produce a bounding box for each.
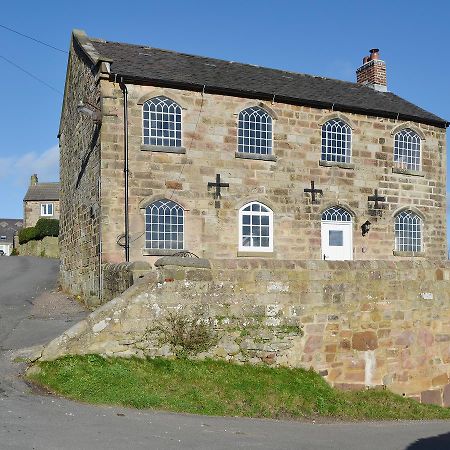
[321,222,353,260]
[321,206,353,261]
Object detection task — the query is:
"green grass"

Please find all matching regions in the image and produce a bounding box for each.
[27,355,450,420]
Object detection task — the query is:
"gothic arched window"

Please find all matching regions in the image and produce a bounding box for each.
[321,206,352,222]
[394,128,421,172]
[321,119,352,163]
[395,210,422,252]
[238,107,273,155]
[239,201,273,251]
[145,199,184,250]
[143,96,182,147]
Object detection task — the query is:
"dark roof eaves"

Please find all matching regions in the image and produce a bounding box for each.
[112,73,449,128]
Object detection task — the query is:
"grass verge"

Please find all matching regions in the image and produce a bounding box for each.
[27,355,450,421]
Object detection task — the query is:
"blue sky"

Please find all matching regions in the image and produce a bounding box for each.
[1,0,449,237]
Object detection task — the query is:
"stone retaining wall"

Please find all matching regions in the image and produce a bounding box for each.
[18,236,59,258]
[40,259,450,406]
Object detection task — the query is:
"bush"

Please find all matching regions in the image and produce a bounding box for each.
[35,218,59,239]
[10,248,19,256]
[18,227,39,244]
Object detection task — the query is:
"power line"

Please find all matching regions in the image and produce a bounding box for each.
[0,54,63,95]
[0,23,68,54]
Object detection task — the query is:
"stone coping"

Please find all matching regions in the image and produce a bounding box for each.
[154,256,211,269]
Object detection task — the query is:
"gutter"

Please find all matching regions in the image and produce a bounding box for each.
[110,75,449,129]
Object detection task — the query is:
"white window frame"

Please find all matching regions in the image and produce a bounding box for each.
[394,128,421,172]
[321,119,352,163]
[394,210,423,253]
[142,96,182,147]
[238,201,273,252]
[145,199,184,250]
[41,203,54,217]
[237,107,273,155]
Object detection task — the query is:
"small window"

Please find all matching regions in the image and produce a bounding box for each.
[0,236,6,241]
[143,96,182,147]
[394,128,421,171]
[41,203,53,216]
[321,206,352,222]
[238,107,273,155]
[145,199,184,250]
[321,119,352,163]
[395,210,422,252]
[239,201,273,252]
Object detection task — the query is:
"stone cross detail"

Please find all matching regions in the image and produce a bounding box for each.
[304,180,323,203]
[368,189,386,209]
[207,173,229,199]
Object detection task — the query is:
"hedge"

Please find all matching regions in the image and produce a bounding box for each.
[18,227,39,244]
[18,219,59,244]
[35,218,59,239]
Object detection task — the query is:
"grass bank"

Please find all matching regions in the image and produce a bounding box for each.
[27,355,450,420]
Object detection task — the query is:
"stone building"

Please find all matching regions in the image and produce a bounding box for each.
[0,219,22,255]
[23,174,60,228]
[59,30,447,299]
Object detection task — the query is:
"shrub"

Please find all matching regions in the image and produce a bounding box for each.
[10,248,19,256]
[149,310,218,358]
[35,218,59,239]
[18,227,39,244]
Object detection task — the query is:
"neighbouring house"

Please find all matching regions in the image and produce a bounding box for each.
[0,219,23,255]
[23,174,60,228]
[59,30,447,298]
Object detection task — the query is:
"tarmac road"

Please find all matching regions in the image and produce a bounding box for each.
[1,256,450,450]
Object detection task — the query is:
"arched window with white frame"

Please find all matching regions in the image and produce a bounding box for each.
[143,96,182,147]
[321,119,352,163]
[239,201,273,252]
[394,128,421,172]
[238,107,273,155]
[145,199,184,250]
[394,210,422,253]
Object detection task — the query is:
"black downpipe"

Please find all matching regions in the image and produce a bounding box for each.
[119,79,130,262]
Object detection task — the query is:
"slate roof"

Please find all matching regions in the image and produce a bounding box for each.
[0,219,23,244]
[85,36,447,128]
[24,182,60,202]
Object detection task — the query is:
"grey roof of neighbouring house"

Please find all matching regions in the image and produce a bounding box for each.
[23,182,60,202]
[77,32,447,128]
[0,219,23,244]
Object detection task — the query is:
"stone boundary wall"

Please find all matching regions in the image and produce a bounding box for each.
[40,259,450,406]
[101,261,151,304]
[18,236,59,258]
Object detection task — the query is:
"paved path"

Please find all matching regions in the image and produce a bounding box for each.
[1,256,450,449]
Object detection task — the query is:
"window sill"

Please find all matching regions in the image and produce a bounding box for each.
[393,250,425,257]
[319,160,354,169]
[141,144,186,154]
[235,152,277,162]
[142,248,186,256]
[392,167,424,177]
[237,250,275,257]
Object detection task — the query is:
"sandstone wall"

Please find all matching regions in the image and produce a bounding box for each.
[41,259,450,407]
[18,236,59,258]
[23,200,60,228]
[58,36,101,300]
[99,82,447,266]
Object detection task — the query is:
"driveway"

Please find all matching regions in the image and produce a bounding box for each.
[1,256,450,449]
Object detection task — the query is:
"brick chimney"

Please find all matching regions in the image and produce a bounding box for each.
[30,174,38,186]
[356,49,387,92]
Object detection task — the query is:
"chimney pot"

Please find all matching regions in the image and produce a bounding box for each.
[369,48,380,60]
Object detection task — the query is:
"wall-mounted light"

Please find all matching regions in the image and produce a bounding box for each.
[361,220,371,236]
[77,100,102,123]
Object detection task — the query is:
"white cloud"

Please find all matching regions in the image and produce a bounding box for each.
[0,144,59,185]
